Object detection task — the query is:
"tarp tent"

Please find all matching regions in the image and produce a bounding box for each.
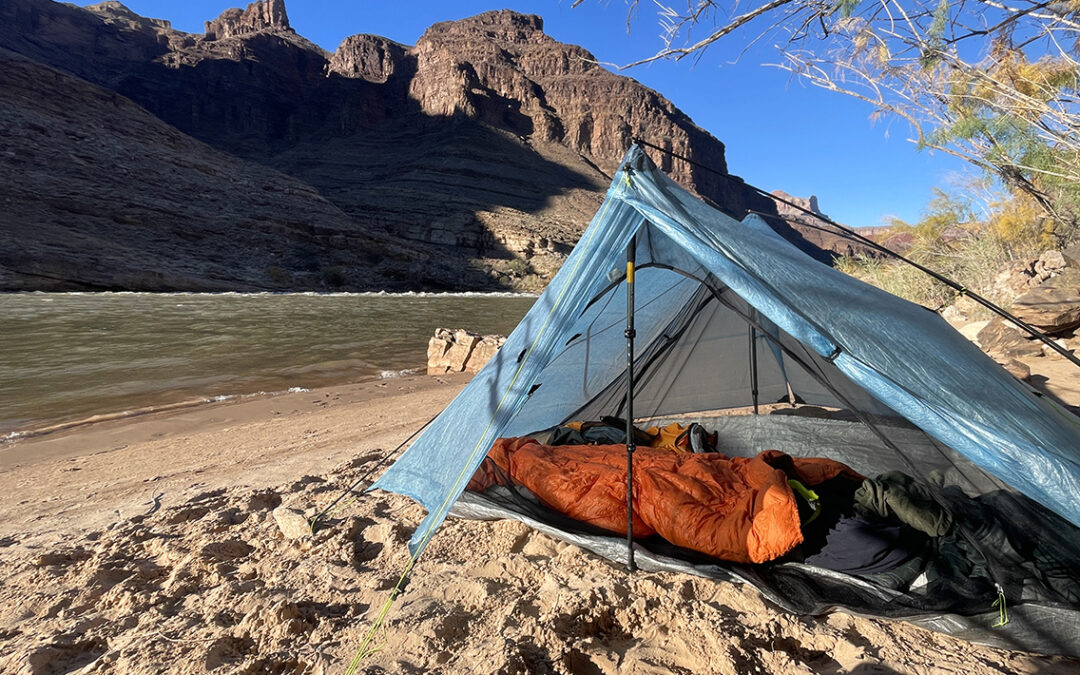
[370,145,1080,655]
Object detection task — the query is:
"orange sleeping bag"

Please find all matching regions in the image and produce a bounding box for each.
[468,437,863,563]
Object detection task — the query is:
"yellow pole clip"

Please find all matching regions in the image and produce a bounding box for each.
[626,261,635,284]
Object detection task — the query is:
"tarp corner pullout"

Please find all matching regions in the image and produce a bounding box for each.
[370,144,1080,657]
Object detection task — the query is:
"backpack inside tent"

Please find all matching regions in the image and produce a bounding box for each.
[370,145,1080,656]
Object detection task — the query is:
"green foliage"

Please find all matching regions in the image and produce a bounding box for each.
[922,47,1080,236]
[929,0,949,42]
[266,265,292,285]
[321,265,346,288]
[920,0,950,66]
[916,188,975,241]
[837,252,946,307]
[832,0,860,19]
[506,258,535,277]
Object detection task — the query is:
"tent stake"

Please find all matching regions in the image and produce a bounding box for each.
[625,236,637,573]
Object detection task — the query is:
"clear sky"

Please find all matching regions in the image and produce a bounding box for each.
[89,0,975,228]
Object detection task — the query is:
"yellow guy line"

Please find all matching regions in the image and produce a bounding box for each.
[345,195,621,673]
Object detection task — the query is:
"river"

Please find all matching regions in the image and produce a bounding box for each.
[0,292,535,435]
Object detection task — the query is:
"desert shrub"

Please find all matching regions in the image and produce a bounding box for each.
[506,258,534,277]
[988,190,1057,251]
[838,185,1046,310]
[266,265,292,285]
[837,253,947,307]
[320,265,346,288]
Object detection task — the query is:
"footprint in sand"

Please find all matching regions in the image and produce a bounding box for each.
[199,540,254,562]
[25,638,108,675]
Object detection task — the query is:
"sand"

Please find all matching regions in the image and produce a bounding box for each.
[1,372,1078,674]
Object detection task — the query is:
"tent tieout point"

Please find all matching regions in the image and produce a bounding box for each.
[369,145,1080,655]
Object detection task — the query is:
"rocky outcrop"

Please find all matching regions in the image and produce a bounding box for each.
[0,0,838,292]
[946,251,1077,328]
[997,250,1070,296]
[405,11,754,215]
[204,0,290,41]
[329,35,409,84]
[1010,270,1080,333]
[0,0,172,80]
[86,1,172,30]
[771,191,823,219]
[1000,358,1032,380]
[0,49,432,291]
[976,319,1045,360]
[427,329,506,375]
[770,190,877,259]
[945,250,1080,383]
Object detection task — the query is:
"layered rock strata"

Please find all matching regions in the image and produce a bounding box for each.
[771,190,875,258]
[0,49,427,291]
[948,249,1080,382]
[205,0,290,41]
[0,0,839,291]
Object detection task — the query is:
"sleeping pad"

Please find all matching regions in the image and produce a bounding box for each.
[467,437,863,563]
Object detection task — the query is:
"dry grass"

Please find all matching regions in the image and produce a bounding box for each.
[836,230,1044,314]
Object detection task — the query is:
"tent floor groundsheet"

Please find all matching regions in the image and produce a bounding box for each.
[449,414,1080,657]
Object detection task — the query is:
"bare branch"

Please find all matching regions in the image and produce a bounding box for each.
[618,0,800,68]
[577,0,1080,227]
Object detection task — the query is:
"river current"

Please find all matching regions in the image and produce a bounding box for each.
[0,292,535,435]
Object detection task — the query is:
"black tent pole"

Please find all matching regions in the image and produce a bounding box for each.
[624,236,637,573]
[749,324,759,414]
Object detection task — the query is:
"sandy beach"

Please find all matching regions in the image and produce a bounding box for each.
[1,373,1078,674]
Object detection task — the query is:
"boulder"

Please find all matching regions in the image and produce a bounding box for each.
[957,320,991,346]
[977,318,1043,359]
[999,358,1032,381]
[272,506,310,538]
[991,264,1036,299]
[1034,250,1067,277]
[1042,338,1072,358]
[444,332,481,372]
[1062,242,1080,268]
[941,293,987,326]
[466,335,507,373]
[426,334,453,375]
[1010,269,1080,333]
[427,328,505,374]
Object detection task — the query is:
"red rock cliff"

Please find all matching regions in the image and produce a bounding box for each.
[205,0,290,41]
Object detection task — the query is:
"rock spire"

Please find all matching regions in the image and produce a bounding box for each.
[204,0,290,40]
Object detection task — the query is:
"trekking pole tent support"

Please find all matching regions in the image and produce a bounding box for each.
[749,323,760,415]
[624,235,638,573]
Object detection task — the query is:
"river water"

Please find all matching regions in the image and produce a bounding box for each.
[0,292,535,435]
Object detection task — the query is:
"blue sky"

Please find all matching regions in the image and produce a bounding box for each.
[90,0,974,227]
